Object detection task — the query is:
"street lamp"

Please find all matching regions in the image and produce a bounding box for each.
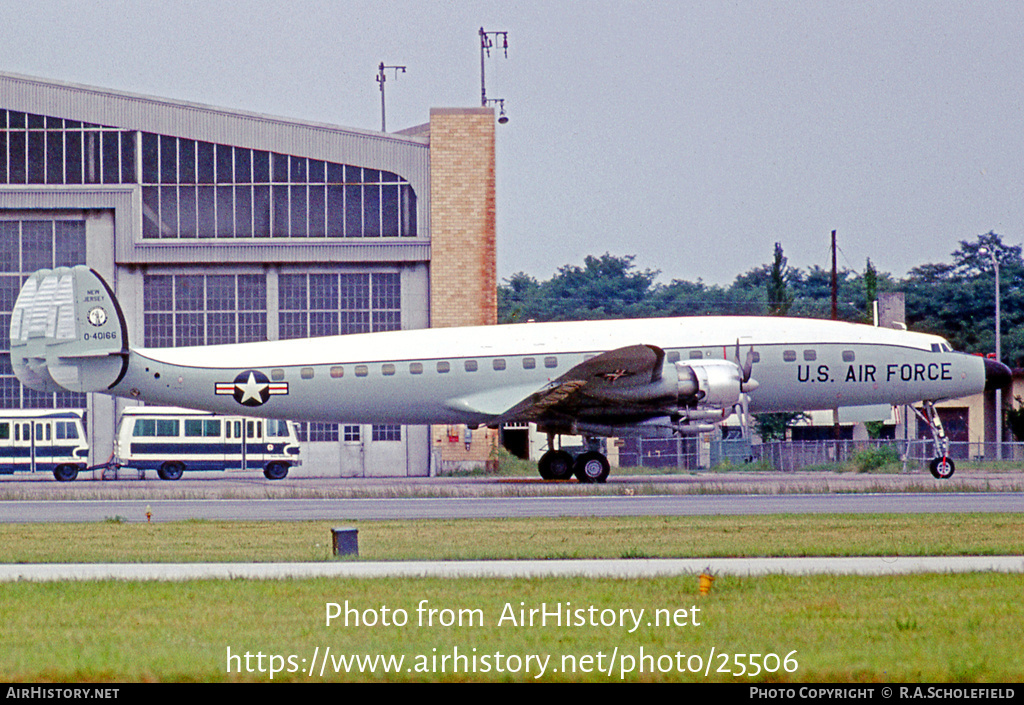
[979,246,1002,460]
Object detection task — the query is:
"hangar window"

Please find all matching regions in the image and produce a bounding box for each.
[278,272,400,339]
[138,133,417,240]
[372,424,402,441]
[1,110,135,185]
[143,273,267,347]
[0,219,87,410]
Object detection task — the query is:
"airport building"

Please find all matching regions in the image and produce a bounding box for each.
[0,71,498,476]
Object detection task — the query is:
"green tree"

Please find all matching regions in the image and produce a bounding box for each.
[767,242,793,316]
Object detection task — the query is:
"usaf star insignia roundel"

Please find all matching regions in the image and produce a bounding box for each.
[215,370,289,407]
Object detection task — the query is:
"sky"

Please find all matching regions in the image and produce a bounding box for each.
[1,0,1021,286]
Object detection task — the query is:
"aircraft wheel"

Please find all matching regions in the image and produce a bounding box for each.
[157,462,184,481]
[263,462,289,480]
[53,464,79,482]
[929,456,955,479]
[574,451,610,483]
[538,450,574,481]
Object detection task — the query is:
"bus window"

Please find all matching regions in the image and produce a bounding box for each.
[266,419,289,437]
[55,422,78,440]
[184,419,219,437]
[156,419,179,437]
[0,423,8,440]
[134,419,156,436]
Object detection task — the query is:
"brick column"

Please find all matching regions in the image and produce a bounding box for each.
[428,108,498,471]
[428,108,497,328]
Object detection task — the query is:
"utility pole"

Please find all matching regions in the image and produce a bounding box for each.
[831,230,838,320]
[376,62,406,132]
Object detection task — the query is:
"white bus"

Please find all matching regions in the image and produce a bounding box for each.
[116,407,301,480]
[0,410,89,481]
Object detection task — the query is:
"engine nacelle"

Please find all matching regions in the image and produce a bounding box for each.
[673,359,743,409]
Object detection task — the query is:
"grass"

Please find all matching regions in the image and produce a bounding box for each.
[1,573,1021,682]
[0,514,1022,563]
[1,514,1023,682]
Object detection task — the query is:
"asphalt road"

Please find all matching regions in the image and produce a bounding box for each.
[2,491,1023,523]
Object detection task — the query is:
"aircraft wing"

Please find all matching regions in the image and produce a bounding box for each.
[482,344,675,428]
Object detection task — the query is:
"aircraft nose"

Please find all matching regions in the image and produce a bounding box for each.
[984,357,1012,392]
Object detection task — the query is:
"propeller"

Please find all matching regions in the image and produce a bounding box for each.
[734,340,758,442]
[735,340,758,392]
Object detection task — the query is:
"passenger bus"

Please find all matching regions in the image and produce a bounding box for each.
[0,410,89,481]
[116,407,301,480]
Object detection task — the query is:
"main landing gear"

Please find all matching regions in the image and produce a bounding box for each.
[537,434,611,483]
[915,401,955,479]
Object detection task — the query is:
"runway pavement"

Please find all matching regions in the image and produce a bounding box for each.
[2,555,1022,582]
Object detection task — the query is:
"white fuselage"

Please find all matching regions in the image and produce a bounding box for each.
[111,316,985,426]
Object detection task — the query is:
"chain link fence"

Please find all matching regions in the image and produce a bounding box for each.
[618,437,1024,472]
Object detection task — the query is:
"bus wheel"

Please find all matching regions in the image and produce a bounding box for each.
[263,462,289,480]
[53,465,79,482]
[157,462,184,481]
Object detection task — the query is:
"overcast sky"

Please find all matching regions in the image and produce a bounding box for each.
[1,1,1021,286]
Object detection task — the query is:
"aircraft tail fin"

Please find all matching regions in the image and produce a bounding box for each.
[9,266,129,393]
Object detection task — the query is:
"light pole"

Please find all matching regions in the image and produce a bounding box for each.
[376,62,406,132]
[980,246,1002,459]
[479,27,509,107]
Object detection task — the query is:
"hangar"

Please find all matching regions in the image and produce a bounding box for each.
[0,70,498,477]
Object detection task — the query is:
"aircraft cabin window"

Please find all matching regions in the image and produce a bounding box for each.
[271,369,285,381]
[493,359,506,371]
[330,366,344,378]
[843,351,855,362]
[783,350,797,362]
[355,365,368,377]
[667,351,680,363]
[301,367,315,379]
[382,363,396,376]
[465,360,478,372]
[522,357,536,370]
[437,361,450,374]
[804,350,816,361]
[544,357,558,369]
[409,362,423,374]
[931,344,941,353]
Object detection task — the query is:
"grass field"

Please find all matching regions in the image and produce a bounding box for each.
[1,514,1022,682]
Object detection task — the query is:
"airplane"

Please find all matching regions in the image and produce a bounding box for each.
[9,266,1011,482]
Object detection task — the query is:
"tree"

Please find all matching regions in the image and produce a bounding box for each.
[767,242,793,316]
[863,258,878,323]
